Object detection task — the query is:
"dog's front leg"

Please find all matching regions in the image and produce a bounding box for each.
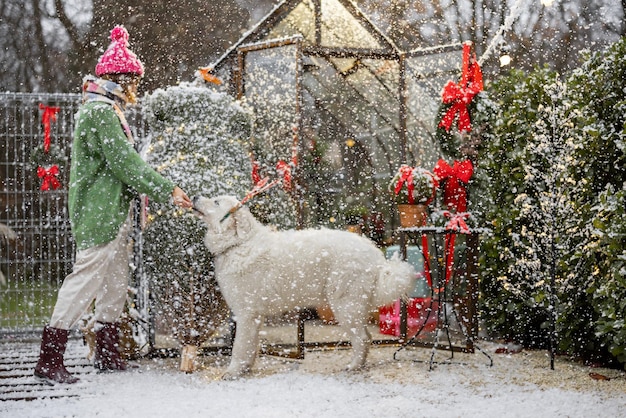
[222,313,262,380]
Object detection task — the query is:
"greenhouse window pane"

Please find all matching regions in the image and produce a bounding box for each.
[267,1,316,43]
[244,45,299,163]
[320,0,383,48]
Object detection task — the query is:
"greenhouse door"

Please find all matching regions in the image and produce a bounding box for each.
[236,37,304,226]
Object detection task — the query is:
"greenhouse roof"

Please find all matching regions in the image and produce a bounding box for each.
[208,0,463,192]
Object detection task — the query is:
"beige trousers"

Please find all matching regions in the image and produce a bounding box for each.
[49,217,131,330]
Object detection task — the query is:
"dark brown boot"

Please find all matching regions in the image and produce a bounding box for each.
[34,325,79,384]
[94,322,127,372]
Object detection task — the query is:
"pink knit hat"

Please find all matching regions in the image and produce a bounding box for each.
[95,26,144,76]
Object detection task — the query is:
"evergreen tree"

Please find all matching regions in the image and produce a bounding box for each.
[480,67,560,349]
[479,37,626,366]
[564,38,626,365]
[141,83,252,360]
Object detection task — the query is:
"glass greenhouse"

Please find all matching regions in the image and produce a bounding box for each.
[210,0,463,236]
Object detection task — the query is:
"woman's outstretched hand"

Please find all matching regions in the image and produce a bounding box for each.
[172,186,193,208]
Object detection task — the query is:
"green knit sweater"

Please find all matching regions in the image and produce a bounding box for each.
[69,101,174,250]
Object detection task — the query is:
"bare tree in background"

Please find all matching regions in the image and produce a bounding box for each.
[0,0,83,92]
[355,0,624,74]
[0,0,624,93]
[80,0,258,93]
[623,0,626,34]
[0,0,275,92]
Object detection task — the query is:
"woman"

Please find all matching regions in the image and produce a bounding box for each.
[34,25,192,384]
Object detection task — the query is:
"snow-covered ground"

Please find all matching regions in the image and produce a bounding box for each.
[2,333,625,418]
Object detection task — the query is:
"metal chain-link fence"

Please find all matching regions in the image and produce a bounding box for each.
[0,93,145,336]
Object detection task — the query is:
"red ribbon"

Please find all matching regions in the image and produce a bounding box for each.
[394,165,415,204]
[421,212,472,294]
[276,160,292,190]
[443,211,471,234]
[421,233,434,290]
[421,233,453,294]
[433,159,473,213]
[249,158,294,193]
[251,160,263,185]
[250,126,299,193]
[438,42,483,132]
[37,165,61,191]
[39,104,61,153]
[442,211,471,286]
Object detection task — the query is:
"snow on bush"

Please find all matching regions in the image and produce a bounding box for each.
[141,82,252,348]
[479,37,626,367]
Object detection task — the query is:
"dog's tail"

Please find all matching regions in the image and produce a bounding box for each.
[373,255,417,307]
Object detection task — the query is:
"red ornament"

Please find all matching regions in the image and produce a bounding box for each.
[438,41,483,133]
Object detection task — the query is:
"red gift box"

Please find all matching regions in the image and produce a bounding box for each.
[379,297,438,339]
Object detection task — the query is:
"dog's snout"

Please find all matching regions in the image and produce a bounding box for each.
[191,196,205,216]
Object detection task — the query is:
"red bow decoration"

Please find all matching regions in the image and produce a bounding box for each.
[394,165,415,204]
[37,165,61,191]
[443,211,471,234]
[249,158,294,192]
[438,41,483,132]
[249,126,299,193]
[433,159,473,213]
[39,104,61,153]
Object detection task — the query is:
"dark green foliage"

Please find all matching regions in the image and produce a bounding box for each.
[479,67,559,349]
[478,38,626,367]
[562,38,626,366]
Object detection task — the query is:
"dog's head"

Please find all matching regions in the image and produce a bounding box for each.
[192,195,240,227]
[192,195,257,253]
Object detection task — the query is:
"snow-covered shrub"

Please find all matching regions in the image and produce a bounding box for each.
[588,185,626,364]
[563,37,626,365]
[141,83,252,350]
[480,37,626,367]
[479,67,560,349]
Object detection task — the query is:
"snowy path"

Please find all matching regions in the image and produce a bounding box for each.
[2,334,626,417]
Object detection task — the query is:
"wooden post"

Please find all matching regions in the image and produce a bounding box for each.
[180,344,198,373]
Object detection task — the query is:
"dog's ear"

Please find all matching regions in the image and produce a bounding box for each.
[233,206,255,238]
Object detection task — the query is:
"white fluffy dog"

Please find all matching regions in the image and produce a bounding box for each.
[193,195,416,379]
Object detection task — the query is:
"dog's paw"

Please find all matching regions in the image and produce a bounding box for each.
[221,365,251,380]
[345,363,367,373]
[221,371,244,381]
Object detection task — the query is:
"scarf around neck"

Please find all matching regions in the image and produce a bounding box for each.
[82,75,133,142]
